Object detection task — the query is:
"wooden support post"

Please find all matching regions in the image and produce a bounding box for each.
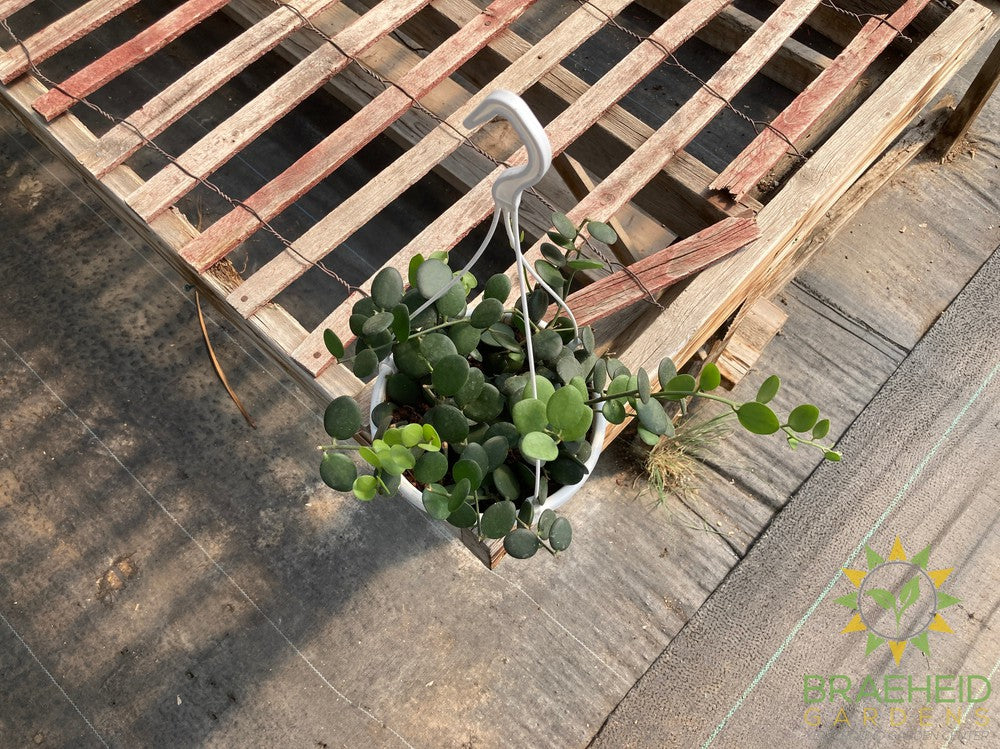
[715,297,787,387]
[928,33,1000,161]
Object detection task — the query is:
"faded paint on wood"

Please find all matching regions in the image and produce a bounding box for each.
[76,0,340,177]
[712,0,934,200]
[32,0,233,121]
[174,0,535,265]
[0,0,144,84]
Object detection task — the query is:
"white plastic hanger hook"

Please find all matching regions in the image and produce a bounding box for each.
[463,89,552,218]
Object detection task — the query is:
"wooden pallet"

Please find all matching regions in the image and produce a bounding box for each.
[2,0,998,562]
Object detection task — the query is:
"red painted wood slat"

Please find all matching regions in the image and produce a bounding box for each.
[32,0,232,121]
[711,0,935,200]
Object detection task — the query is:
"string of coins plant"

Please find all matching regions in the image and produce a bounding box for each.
[318,213,841,560]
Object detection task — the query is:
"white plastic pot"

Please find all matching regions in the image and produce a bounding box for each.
[369,360,607,521]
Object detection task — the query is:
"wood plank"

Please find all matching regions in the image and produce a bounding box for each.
[604,0,998,444]
[126,0,438,222]
[289,0,735,373]
[0,0,34,22]
[167,0,532,258]
[557,217,760,328]
[715,296,787,386]
[76,0,340,178]
[0,0,143,84]
[929,32,1000,160]
[226,0,636,318]
[0,71,365,410]
[638,0,831,93]
[31,0,232,121]
[712,0,934,200]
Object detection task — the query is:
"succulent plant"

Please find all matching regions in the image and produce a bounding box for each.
[318,213,841,560]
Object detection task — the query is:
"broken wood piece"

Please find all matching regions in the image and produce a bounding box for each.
[928,33,1000,161]
[712,0,934,200]
[715,297,787,387]
[556,217,760,328]
[551,151,636,265]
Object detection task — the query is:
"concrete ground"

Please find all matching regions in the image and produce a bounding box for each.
[1,4,999,747]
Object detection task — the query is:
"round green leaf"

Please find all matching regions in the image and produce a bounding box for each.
[504,529,540,559]
[431,354,470,397]
[323,329,344,358]
[586,220,618,245]
[637,425,660,446]
[386,372,420,405]
[461,383,504,422]
[447,502,477,528]
[449,478,471,512]
[567,258,605,271]
[484,273,511,302]
[349,314,367,337]
[737,401,780,435]
[448,322,481,356]
[416,257,453,299]
[548,517,572,551]
[493,464,521,501]
[534,260,565,295]
[324,396,362,439]
[400,423,424,448]
[520,432,559,462]
[393,339,430,379]
[371,268,403,309]
[421,485,451,519]
[371,401,393,434]
[426,404,469,444]
[362,311,394,337]
[517,500,534,527]
[353,474,377,501]
[537,509,556,539]
[453,458,484,491]
[435,282,467,318]
[592,358,608,393]
[556,352,583,384]
[657,357,677,387]
[602,398,626,424]
[531,329,563,364]
[454,367,485,407]
[420,332,458,364]
[413,451,448,484]
[482,435,510,472]
[547,386,587,435]
[812,418,831,440]
[661,374,697,400]
[485,421,519,448]
[353,297,377,317]
[637,368,651,403]
[552,212,577,240]
[481,500,517,539]
[824,450,842,462]
[407,254,424,287]
[547,455,588,485]
[419,423,442,451]
[756,374,780,404]
[320,452,357,491]
[541,242,566,267]
[636,398,670,435]
[390,304,410,343]
[513,398,549,435]
[699,362,721,392]
[471,298,504,329]
[461,442,490,473]
[787,404,820,433]
[353,348,379,378]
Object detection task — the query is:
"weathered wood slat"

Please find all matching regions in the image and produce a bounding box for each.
[127,0,437,222]
[32,0,233,121]
[0,0,143,84]
[76,0,340,178]
[929,32,1000,160]
[170,0,533,259]
[558,217,760,328]
[712,0,934,200]
[226,0,635,320]
[0,0,34,22]
[603,0,998,444]
[290,0,734,373]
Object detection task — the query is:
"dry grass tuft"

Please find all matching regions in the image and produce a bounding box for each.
[645,414,732,505]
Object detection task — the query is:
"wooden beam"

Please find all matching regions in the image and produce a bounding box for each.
[603,1,998,444]
[0,0,143,83]
[32,0,231,121]
[175,0,534,266]
[638,0,831,93]
[76,0,340,178]
[556,217,760,328]
[712,0,934,200]
[226,0,637,320]
[928,32,1000,160]
[126,0,440,222]
[0,0,34,22]
[715,297,787,387]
